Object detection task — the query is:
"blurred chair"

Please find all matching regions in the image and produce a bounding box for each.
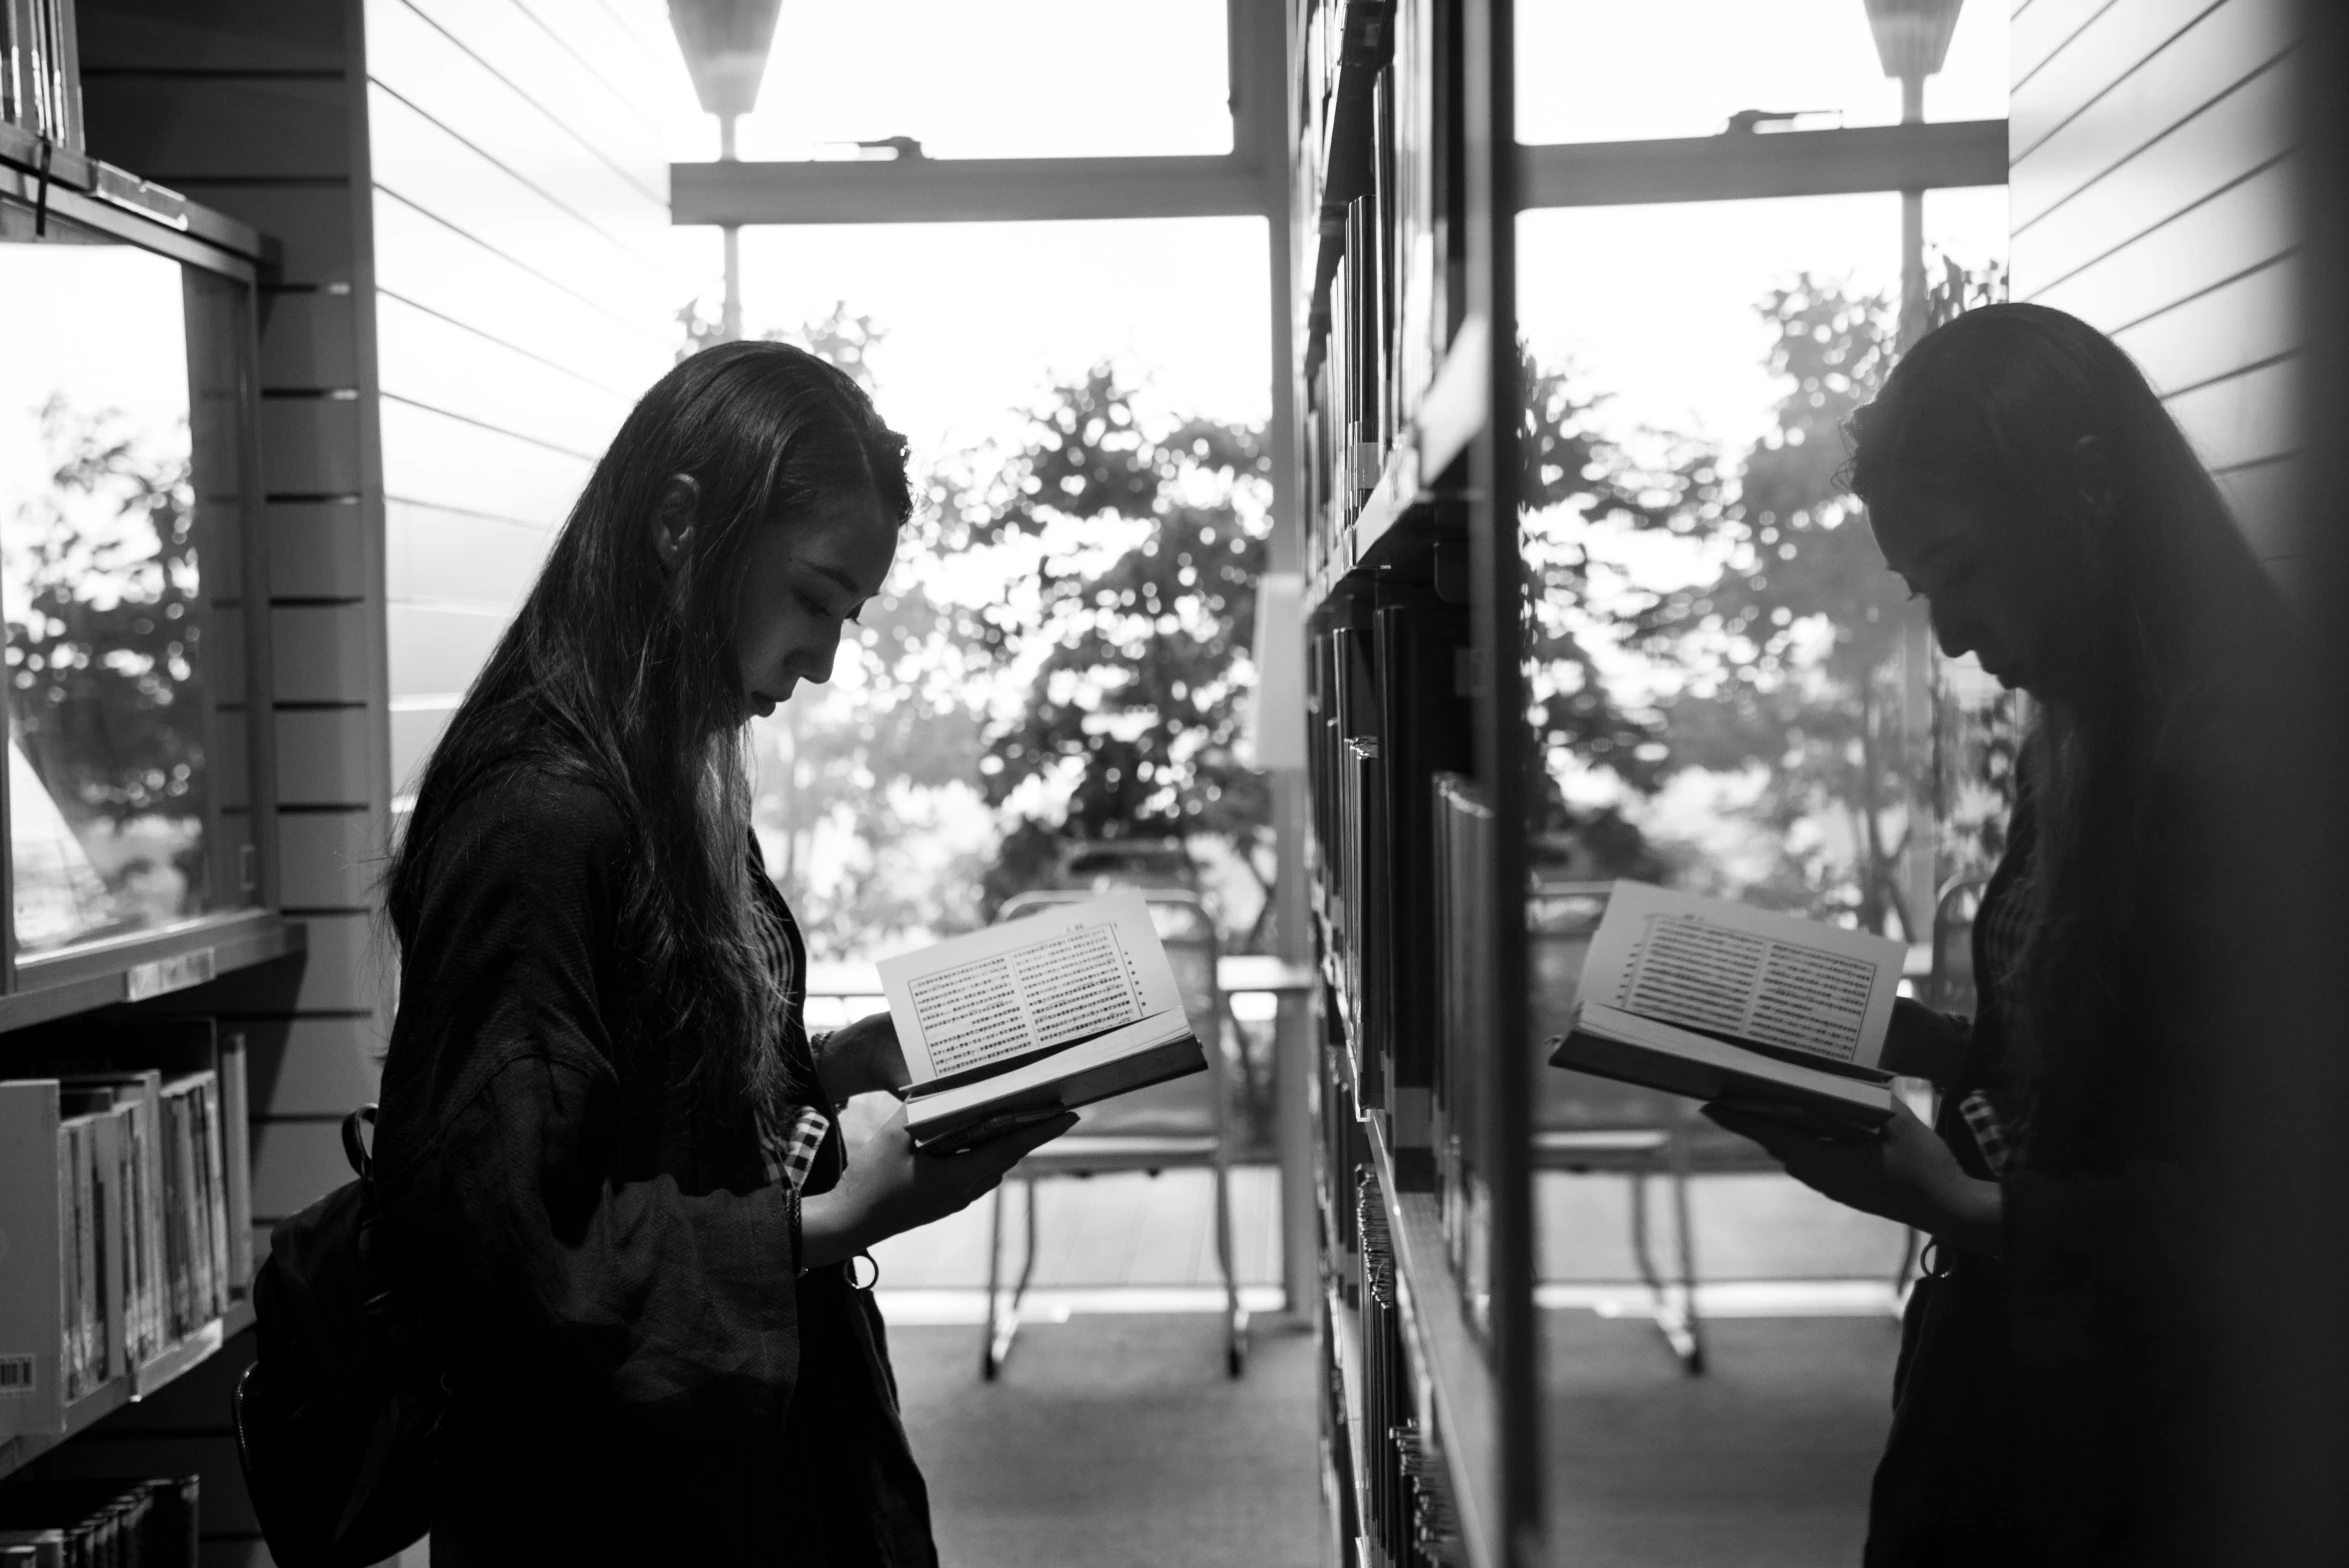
[1529,881,1914,1374]
[980,888,1247,1379]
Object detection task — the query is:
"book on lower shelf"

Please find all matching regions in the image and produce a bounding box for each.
[0,1475,200,1567]
[0,1038,247,1441]
[876,889,1207,1154]
[1544,881,1906,1133]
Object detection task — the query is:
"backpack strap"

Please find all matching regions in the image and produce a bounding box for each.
[342,1106,377,1181]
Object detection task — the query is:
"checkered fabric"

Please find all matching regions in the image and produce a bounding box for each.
[1961,819,2040,1177]
[760,1103,833,1194]
[748,896,832,1193]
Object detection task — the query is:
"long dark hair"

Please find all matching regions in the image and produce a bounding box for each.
[1846,303,2289,1160]
[386,340,911,1123]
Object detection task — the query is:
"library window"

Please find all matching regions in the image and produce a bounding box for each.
[0,215,254,960]
[1517,188,2011,941]
[725,215,1272,950]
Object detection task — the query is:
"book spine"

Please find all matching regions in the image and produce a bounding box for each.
[94,1108,126,1383]
[219,1035,252,1297]
[162,1089,190,1341]
[67,1117,95,1402]
[125,1099,153,1364]
[0,1081,67,1438]
[173,1085,202,1334]
[200,1073,228,1318]
[138,1081,166,1359]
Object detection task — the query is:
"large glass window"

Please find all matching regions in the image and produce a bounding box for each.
[721,216,1279,1153]
[0,211,251,958]
[1517,189,2004,935]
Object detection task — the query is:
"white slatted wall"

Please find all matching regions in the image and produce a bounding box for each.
[2009,0,2305,578]
[363,0,694,801]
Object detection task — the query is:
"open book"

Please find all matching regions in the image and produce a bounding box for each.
[1544,881,1906,1133]
[877,890,1207,1153]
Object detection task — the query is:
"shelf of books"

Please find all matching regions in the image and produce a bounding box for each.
[0,1027,260,1487]
[1294,2,1534,1564]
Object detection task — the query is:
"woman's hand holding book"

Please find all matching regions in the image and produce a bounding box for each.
[800,1102,1077,1270]
[1702,1097,2005,1260]
[1876,999,1970,1086]
[815,1010,912,1104]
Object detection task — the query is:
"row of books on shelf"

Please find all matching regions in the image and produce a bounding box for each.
[0,0,84,148]
[1317,1129,1464,1568]
[0,1030,252,1442]
[1306,584,1914,1312]
[0,1475,202,1566]
[1297,0,1457,585]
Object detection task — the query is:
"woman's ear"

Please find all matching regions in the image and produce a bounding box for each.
[653,473,701,573]
[2072,434,2117,523]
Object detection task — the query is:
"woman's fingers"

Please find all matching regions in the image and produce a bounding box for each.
[954,1112,1080,1179]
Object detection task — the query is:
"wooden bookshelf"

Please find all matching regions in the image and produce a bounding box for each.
[1292,3,1531,1558]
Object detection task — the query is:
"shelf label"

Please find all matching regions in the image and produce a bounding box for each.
[125,947,217,1003]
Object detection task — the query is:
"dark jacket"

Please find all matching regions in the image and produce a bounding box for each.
[1867,793,2208,1565]
[373,766,937,1565]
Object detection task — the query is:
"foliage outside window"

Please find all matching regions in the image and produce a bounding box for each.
[0,237,225,956]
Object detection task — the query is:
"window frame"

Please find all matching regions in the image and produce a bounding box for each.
[0,162,296,1027]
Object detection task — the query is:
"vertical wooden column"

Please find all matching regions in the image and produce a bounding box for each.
[1460,0,1536,1561]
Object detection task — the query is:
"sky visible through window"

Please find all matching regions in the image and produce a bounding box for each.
[708,0,1233,163]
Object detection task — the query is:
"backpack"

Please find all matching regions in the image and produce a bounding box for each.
[232,1106,446,1568]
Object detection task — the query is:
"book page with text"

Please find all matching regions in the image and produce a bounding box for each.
[1575,881,1906,1067]
[878,890,1185,1083]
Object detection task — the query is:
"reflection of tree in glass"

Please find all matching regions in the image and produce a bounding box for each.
[1531,261,2007,936]
[1517,340,1719,881]
[5,396,206,826]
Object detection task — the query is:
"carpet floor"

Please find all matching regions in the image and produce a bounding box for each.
[888,1308,1896,1568]
[889,1314,1324,1568]
[1542,1311,1901,1568]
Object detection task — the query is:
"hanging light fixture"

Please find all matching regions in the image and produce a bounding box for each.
[667,0,787,122]
[1859,0,1966,92]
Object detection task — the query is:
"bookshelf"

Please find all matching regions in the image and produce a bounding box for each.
[0,9,293,1524]
[1292,1,1532,1564]
[0,1301,255,1486]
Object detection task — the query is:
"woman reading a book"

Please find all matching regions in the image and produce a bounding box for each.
[1703,303,2297,1564]
[372,341,1072,1564]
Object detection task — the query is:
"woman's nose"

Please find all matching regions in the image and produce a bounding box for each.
[795,632,842,687]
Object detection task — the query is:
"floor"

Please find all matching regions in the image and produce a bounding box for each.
[893,1315,1324,1568]
[1542,1313,1899,1568]
[869,1163,1909,1568]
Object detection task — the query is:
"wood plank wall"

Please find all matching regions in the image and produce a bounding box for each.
[2008,0,2305,582]
[46,3,693,1561]
[363,0,684,802]
[54,4,387,1560]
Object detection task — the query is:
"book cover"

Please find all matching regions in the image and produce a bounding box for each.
[876,890,1207,1152]
[218,1034,253,1297]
